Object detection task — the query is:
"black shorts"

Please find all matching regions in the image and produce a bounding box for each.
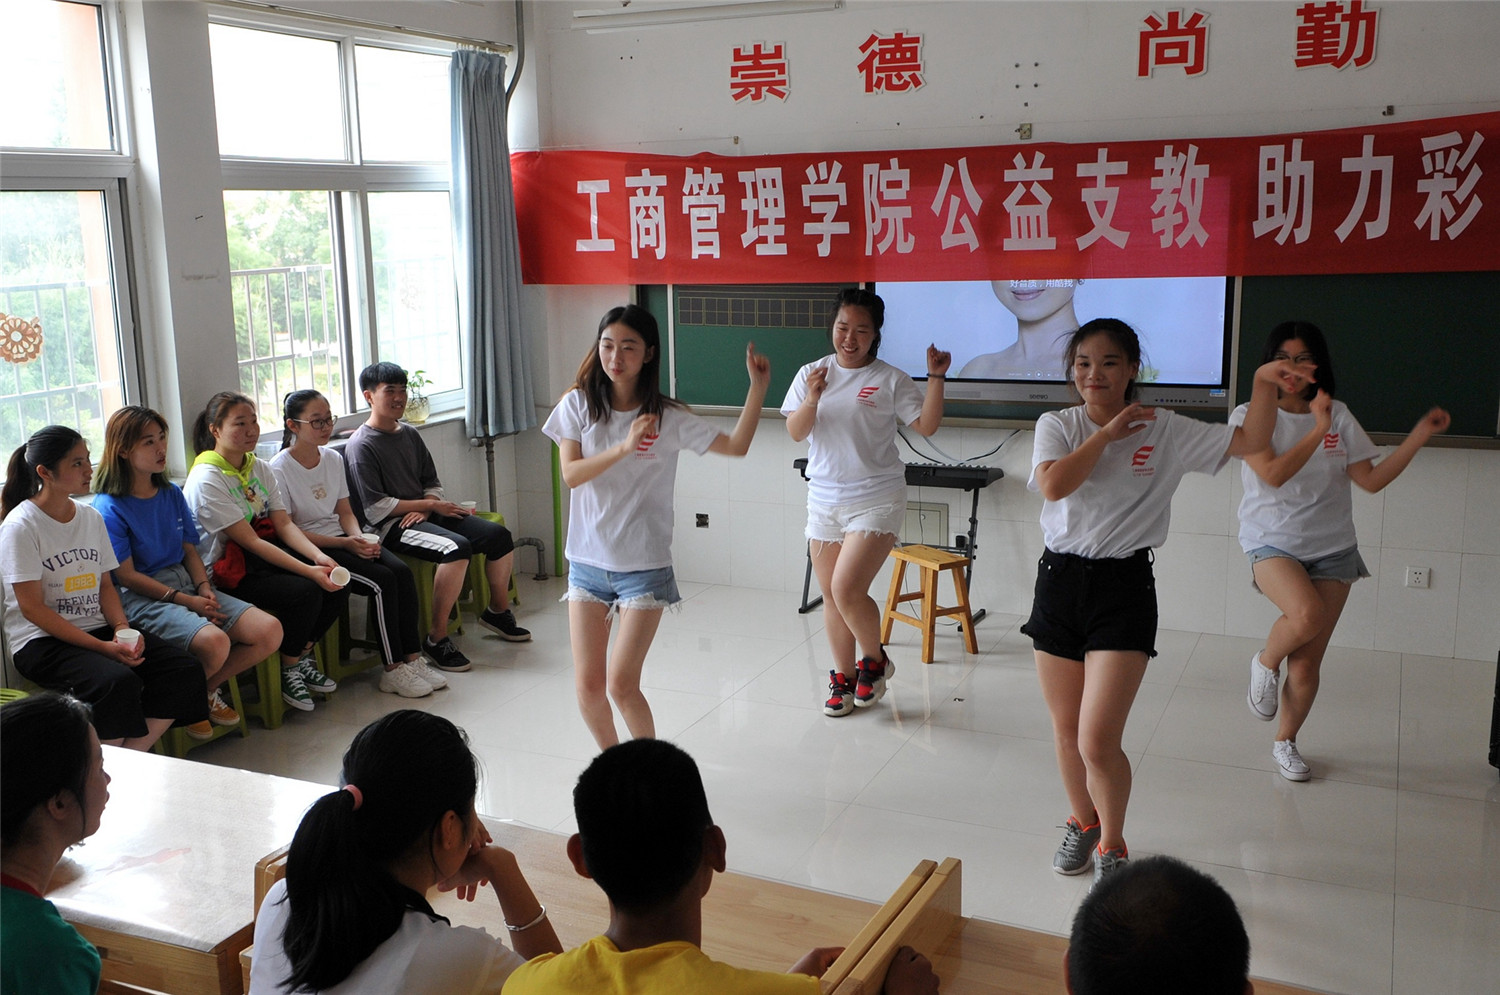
[1020,548,1158,661]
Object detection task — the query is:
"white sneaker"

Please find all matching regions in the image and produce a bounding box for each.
[1247,651,1279,721]
[379,662,433,698]
[1273,739,1310,781]
[410,657,449,690]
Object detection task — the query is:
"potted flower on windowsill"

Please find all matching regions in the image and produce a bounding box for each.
[403,370,432,425]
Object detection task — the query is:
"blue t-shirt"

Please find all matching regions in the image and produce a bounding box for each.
[94,485,201,576]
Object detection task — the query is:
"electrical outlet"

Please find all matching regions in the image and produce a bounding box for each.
[695,513,709,528]
[1405,566,1430,589]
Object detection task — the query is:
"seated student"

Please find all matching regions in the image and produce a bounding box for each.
[2,426,207,750]
[343,362,530,673]
[93,406,282,738]
[183,392,348,713]
[1065,855,1252,995]
[504,738,941,995]
[250,710,562,994]
[1,693,111,995]
[271,389,446,698]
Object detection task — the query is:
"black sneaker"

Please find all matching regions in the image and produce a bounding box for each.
[423,636,473,672]
[480,608,531,642]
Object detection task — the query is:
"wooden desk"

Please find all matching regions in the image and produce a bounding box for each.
[49,747,327,995]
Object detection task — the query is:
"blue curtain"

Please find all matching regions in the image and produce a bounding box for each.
[451,50,535,439]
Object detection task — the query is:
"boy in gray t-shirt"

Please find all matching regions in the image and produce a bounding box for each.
[344,363,531,671]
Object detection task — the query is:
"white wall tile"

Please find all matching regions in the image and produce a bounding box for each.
[729,500,786,591]
[1463,451,1500,556]
[1169,465,1233,536]
[1373,548,1461,657]
[965,518,1045,619]
[1455,554,1500,662]
[673,497,731,585]
[1380,448,1468,552]
[1154,532,1228,634]
[1331,545,1381,650]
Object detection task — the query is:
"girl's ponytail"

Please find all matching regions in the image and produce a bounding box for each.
[2,426,84,519]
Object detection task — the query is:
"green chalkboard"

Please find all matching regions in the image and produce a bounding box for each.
[1236,272,1500,439]
[663,283,855,407]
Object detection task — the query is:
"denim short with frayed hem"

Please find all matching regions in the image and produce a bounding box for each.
[805,489,907,544]
[1247,544,1369,589]
[564,563,680,610]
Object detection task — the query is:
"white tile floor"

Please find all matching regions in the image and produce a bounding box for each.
[198,575,1500,994]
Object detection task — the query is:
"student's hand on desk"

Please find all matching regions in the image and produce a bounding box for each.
[788,946,843,978]
[882,946,940,994]
[746,342,771,389]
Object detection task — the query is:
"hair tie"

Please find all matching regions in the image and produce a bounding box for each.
[343,784,363,810]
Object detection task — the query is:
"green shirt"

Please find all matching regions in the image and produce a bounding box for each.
[1,884,101,995]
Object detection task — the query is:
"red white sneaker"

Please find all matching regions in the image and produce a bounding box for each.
[824,671,855,716]
[854,653,893,707]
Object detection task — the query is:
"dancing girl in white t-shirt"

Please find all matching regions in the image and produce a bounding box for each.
[782,289,951,717]
[1235,321,1449,781]
[1022,317,1311,890]
[544,304,770,750]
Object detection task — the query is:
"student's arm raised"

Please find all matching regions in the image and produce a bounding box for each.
[557,415,658,489]
[786,365,826,443]
[1227,360,1315,458]
[1242,389,1333,488]
[1346,406,1451,493]
[907,345,951,438]
[709,343,771,456]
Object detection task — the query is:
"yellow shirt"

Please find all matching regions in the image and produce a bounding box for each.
[503,935,821,995]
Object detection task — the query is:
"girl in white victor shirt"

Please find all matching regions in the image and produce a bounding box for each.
[1023,317,1310,890]
[783,289,951,718]
[544,304,770,750]
[1236,321,1449,781]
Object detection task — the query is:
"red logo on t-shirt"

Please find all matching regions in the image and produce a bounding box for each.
[1131,445,1154,467]
[1323,432,1341,451]
[856,385,880,408]
[635,432,659,457]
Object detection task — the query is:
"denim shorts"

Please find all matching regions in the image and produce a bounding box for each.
[805,489,907,544]
[1247,544,1369,587]
[118,563,255,650]
[565,562,680,610]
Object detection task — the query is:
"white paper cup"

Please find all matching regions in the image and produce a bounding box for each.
[460,500,477,512]
[360,532,381,545]
[115,628,143,653]
[329,566,351,587]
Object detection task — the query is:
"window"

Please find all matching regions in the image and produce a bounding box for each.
[1,1,135,458]
[211,19,459,427]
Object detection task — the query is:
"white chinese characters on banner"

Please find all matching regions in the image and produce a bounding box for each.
[1416,131,1484,241]
[1002,153,1057,251]
[1336,134,1392,242]
[1076,149,1130,249]
[682,168,726,259]
[575,180,615,252]
[1138,9,1210,77]
[1254,139,1315,245]
[802,161,850,258]
[931,157,982,251]
[739,167,788,255]
[626,170,667,260]
[863,159,915,255]
[1151,144,1211,248]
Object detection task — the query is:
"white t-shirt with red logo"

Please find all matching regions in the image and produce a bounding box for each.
[1230,400,1379,558]
[543,389,723,572]
[1029,406,1233,559]
[781,357,926,506]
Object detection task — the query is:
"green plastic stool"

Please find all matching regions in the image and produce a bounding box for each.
[398,512,518,644]
[0,687,29,709]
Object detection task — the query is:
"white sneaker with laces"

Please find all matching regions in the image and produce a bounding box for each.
[379,662,434,698]
[1247,651,1279,721]
[410,657,448,690]
[1273,739,1311,781]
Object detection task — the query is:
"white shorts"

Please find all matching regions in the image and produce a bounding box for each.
[805,489,906,544]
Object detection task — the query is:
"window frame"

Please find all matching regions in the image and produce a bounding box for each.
[209,11,462,419]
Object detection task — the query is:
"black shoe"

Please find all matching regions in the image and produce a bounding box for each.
[423,636,472,672]
[480,608,531,642]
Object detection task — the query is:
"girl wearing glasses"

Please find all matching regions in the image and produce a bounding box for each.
[271,390,442,699]
[92,406,282,739]
[1235,321,1449,781]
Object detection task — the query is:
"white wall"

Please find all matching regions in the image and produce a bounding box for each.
[515,1,1500,661]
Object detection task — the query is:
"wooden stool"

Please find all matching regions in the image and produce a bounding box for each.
[880,544,978,664]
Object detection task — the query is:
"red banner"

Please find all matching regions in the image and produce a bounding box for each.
[512,111,1497,285]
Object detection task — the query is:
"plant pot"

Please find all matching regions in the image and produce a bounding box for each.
[403,395,430,425]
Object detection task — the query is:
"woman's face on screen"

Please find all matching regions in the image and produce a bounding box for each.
[991,279,1077,323]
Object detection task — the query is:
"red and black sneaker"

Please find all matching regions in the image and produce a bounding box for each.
[854,652,894,707]
[823,670,855,716]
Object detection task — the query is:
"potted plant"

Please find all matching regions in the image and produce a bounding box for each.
[403,370,432,425]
